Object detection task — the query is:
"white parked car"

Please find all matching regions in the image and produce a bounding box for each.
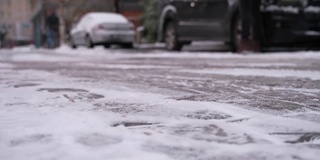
[70,12,136,49]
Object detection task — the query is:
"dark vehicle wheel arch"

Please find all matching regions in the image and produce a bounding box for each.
[158,5,178,42]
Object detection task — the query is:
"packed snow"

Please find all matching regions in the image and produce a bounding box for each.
[0,46,320,160]
[181,68,320,80]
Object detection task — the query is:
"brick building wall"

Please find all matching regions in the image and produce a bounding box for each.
[117,0,144,27]
[0,0,33,45]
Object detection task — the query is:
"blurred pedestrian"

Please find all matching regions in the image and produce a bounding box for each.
[46,11,60,48]
[239,0,262,53]
[0,24,7,48]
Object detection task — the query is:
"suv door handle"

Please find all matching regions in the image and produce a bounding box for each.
[188,0,196,7]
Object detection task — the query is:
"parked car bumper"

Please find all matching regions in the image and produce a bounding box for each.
[91,30,135,44]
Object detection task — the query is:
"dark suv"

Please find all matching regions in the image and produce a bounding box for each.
[157,0,320,51]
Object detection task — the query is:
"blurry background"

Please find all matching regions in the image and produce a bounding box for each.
[1,0,318,51]
[0,0,149,48]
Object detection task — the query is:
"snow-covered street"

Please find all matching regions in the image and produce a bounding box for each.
[0,47,320,160]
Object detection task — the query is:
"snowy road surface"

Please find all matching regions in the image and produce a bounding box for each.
[0,47,320,160]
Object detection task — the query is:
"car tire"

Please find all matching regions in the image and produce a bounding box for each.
[103,44,110,48]
[231,14,241,52]
[123,43,133,49]
[85,35,94,48]
[165,22,183,51]
[70,37,77,49]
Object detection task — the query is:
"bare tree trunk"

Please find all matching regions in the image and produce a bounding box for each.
[114,0,120,13]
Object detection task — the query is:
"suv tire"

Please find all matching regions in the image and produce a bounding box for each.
[165,22,183,51]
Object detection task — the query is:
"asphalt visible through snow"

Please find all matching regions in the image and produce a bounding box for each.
[0,47,320,160]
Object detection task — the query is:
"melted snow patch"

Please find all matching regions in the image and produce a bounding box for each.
[0,63,14,68]
[221,63,297,67]
[79,63,175,69]
[128,51,320,60]
[4,53,77,62]
[11,45,35,52]
[180,68,320,80]
[54,45,107,55]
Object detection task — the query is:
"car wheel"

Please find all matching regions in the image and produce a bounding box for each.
[70,37,77,49]
[165,22,183,51]
[103,44,110,48]
[85,35,94,48]
[231,14,242,52]
[123,43,133,49]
